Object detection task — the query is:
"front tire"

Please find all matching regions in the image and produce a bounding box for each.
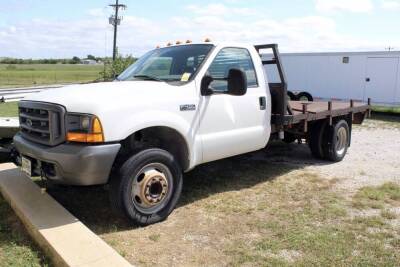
[109,148,183,226]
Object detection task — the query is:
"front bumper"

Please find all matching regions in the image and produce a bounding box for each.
[13,133,121,186]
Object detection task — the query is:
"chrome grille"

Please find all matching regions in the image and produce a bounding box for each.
[19,101,66,146]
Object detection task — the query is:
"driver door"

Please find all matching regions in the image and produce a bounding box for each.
[198,47,269,163]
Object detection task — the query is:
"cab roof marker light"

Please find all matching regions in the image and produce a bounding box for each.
[204,38,211,42]
[166,42,172,47]
[186,40,192,44]
[176,40,182,45]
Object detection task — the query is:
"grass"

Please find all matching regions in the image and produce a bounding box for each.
[40,153,400,266]
[221,173,400,267]
[148,234,161,242]
[352,182,400,210]
[0,196,51,267]
[0,102,18,117]
[0,64,104,88]
[372,105,400,114]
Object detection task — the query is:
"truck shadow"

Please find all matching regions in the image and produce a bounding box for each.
[46,141,334,235]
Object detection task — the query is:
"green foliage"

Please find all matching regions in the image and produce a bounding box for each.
[0,57,99,65]
[87,55,96,60]
[99,54,136,81]
[71,56,81,64]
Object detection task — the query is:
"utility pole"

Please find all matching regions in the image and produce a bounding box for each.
[109,0,127,61]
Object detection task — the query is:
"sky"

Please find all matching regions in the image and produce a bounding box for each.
[0,0,399,59]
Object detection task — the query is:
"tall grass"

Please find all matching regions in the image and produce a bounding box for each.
[0,64,104,88]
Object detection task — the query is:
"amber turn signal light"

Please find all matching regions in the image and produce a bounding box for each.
[67,117,104,143]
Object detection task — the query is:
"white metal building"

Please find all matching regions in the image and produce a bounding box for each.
[263,51,400,106]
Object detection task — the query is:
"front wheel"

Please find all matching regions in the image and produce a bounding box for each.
[109,148,183,226]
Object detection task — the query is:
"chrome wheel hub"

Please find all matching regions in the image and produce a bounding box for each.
[335,127,348,156]
[131,163,172,214]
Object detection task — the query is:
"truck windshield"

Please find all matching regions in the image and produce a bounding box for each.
[118,44,214,83]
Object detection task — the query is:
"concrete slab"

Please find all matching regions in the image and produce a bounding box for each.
[0,163,132,267]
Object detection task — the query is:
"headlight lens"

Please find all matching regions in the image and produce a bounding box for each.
[66,113,104,143]
[81,116,91,131]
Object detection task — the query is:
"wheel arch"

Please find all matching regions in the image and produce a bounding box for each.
[114,125,191,173]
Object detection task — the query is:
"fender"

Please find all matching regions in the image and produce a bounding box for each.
[100,109,201,169]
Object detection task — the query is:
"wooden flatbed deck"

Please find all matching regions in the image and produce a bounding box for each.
[271,100,371,133]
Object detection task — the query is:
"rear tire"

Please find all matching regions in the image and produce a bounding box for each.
[109,148,183,226]
[323,120,350,162]
[309,120,328,159]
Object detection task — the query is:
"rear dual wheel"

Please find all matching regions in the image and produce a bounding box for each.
[324,120,350,162]
[309,121,328,159]
[309,119,350,162]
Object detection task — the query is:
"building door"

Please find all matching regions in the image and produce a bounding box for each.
[365,57,399,105]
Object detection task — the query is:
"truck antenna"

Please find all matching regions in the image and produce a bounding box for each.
[109,0,127,61]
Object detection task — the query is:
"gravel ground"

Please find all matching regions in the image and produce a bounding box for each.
[261,116,400,195]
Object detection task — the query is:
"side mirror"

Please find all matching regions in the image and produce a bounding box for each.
[201,75,214,96]
[227,68,247,96]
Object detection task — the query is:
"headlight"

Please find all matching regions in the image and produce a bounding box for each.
[66,113,104,143]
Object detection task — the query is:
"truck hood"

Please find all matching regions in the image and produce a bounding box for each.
[24,81,193,114]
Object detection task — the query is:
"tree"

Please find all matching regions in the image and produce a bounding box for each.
[71,56,81,64]
[99,54,136,81]
[87,55,96,60]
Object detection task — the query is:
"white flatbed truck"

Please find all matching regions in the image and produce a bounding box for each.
[12,42,370,225]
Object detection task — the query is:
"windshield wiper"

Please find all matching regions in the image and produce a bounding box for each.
[133,75,163,82]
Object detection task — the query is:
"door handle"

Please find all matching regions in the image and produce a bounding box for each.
[366,78,370,82]
[259,96,266,110]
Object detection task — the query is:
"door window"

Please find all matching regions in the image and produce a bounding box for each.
[207,48,258,92]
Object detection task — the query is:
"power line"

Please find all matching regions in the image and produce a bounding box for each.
[109,0,127,61]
